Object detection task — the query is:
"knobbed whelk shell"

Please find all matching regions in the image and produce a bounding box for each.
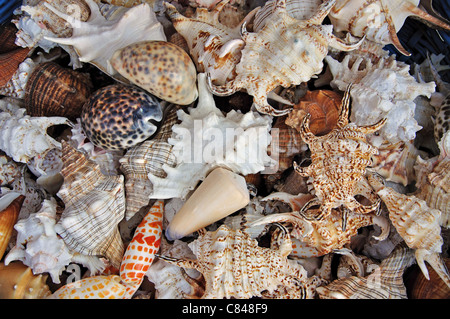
[24,62,93,120]
[0,194,25,259]
[165,167,250,241]
[80,84,163,151]
[0,262,51,299]
[110,41,198,105]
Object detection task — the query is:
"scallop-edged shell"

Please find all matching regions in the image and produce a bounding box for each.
[55,142,126,269]
[119,106,178,220]
[325,51,436,144]
[158,224,320,298]
[370,139,426,186]
[316,242,415,299]
[49,274,126,299]
[164,0,258,86]
[4,198,73,284]
[328,0,450,56]
[0,261,51,299]
[44,0,167,77]
[0,194,25,259]
[0,99,71,164]
[209,0,363,116]
[147,73,275,199]
[293,85,385,221]
[285,89,343,136]
[110,40,198,105]
[80,84,163,151]
[367,173,450,289]
[24,61,93,120]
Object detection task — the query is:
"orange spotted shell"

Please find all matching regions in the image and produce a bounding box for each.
[286,90,342,136]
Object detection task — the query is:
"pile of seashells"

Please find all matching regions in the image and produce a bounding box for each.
[0,0,449,299]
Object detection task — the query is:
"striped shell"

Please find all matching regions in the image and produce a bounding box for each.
[159,224,319,298]
[55,142,126,269]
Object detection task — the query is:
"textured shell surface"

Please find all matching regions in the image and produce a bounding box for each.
[4,198,73,284]
[325,52,436,144]
[110,40,198,105]
[147,73,275,199]
[316,243,415,299]
[80,84,163,151]
[164,0,257,86]
[159,224,318,298]
[367,173,450,289]
[55,142,126,268]
[0,194,25,260]
[0,154,24,186]
[0,261,51,299]
[0,58,36,99]
[209,0,363,116]
[44,0,167,77]
[406,257,450,299]
[24,61,93,120]
[49,274,126,299]
[293,86,386,221]
[120,200,163,298]
[286,89,343,136]
[328,0,450,56]
[0,99,71,164]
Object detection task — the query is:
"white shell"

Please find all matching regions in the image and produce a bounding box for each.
[147,73,275,199]
[0,58,36,99]
[44,0,167,77]
[325,52,436,144]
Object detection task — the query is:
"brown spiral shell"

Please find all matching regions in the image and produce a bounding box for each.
[0,195,25,260]
[24,62,93,120]
[286,90,342,136]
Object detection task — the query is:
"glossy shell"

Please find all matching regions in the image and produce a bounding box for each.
[0,194,25,259]
[80,84,163,151]
[24,62,93,120]
[110,41,198,105]
[49,275,126,299]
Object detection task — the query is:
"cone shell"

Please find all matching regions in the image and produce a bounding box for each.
[110,41,198,105]
[24,62,93,120]
[0,262,51,299]
[0,194,25,259]
[49,275,126,299]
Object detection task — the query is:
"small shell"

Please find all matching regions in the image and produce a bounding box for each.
[44,0,167,77]
[80,84,163,151]
[55,142,126,268]
[286,90,342,136]
[0,261,51,299]
[120,200,163,298]
[24,62,93,120]
[0,194,25,259]
[49,275,126,299]
[110,41,198,105]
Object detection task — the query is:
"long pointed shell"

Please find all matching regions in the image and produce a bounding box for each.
[0,194,25,259]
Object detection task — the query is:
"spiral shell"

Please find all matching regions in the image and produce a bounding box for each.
[24,62,93,120]
[110,41,198,105]
[80,84,163,151]
[0,194,25,259]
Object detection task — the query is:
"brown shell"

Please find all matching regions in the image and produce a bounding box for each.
[0,262,51,299]
[0,24,31,87]
[405,257,450,299]
[286,90,342,136]
[24,62,93,120]
[0,195,25,260]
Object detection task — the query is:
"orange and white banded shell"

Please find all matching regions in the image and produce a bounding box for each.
[0,194,25,259]
[49,275,126,299]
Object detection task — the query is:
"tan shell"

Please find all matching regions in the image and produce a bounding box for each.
[0,262,51,299]
[110,41,198,105]
[294,85,386,221]
[0,195,25,259]
[158,224,320,298]
[55,142,125,268]
[24,62,93,120]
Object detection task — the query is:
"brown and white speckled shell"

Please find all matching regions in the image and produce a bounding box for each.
[159,224,319,298]
[110,41,198,105]
[293,85,386,221]
[367,173,450,289]
[209,0,363,116]
[80,84,163,151]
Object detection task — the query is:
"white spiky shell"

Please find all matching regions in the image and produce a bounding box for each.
[147,73,275,199]
[0,100,71,164]
[4,198,73,284]
[0,58,36,99]
[44,0,167,77]
[325,52,436,144]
